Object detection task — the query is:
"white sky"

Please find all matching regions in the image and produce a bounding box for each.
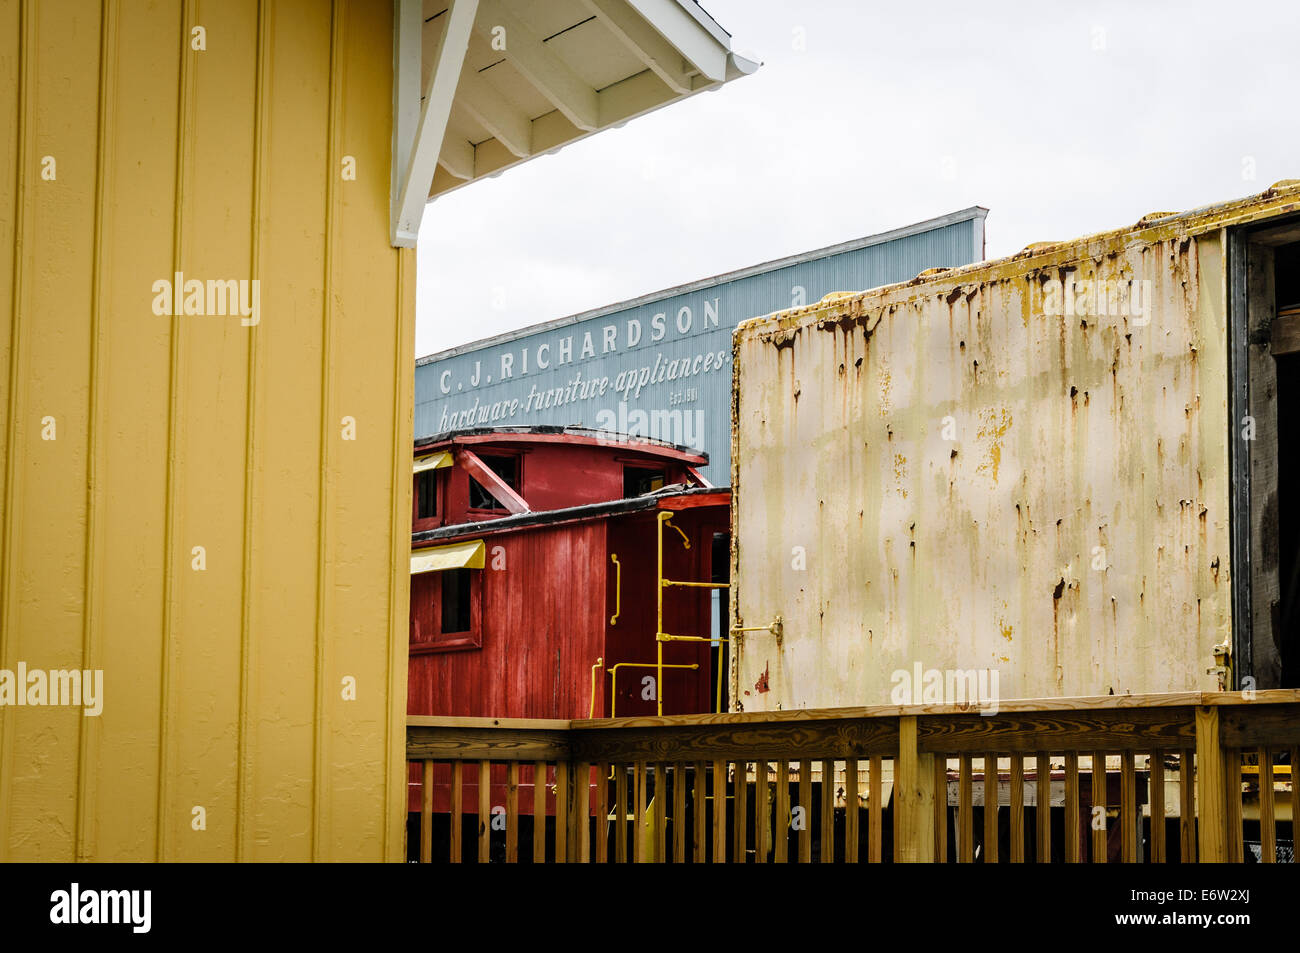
[416,0,1299,358]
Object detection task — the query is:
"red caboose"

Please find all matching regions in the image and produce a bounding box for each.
[405,426,730,840]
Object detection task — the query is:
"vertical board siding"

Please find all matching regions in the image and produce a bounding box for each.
[0,0,412,861]
[1,0,102,861]
[408,522,607,720]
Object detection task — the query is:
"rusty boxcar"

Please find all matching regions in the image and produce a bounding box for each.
[729,183,1300,711]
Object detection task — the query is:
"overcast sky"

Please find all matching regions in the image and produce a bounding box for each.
[415,0,1299,358]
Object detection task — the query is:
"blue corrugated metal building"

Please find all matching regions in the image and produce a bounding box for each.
[415,207,988,482]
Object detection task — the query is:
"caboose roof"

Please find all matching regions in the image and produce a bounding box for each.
[412,484,728,546]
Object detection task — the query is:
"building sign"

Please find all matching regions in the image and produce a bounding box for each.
[416,208,987,482]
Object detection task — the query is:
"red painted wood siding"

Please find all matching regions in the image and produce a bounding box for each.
[408,521,607,719]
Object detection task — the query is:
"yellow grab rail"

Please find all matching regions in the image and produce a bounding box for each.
[589,657,604,719]
[609,553,621,626]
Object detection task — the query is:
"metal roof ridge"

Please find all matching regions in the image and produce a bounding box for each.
[415,206,990,365]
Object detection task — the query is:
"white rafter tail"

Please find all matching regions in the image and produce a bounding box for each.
[477,0,600,132]
[437,135,475,181]
[579,0,692,94]
[456,66,532,159]
[391,0,479,248]
[625,0,727,84]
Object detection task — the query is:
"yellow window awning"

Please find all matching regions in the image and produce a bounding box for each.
[413,450,452,474]
[410,539,484,575]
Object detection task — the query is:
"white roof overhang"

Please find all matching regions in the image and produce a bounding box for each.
[390,0,759,247]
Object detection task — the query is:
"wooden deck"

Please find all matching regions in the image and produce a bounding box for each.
[406,691,1300,863]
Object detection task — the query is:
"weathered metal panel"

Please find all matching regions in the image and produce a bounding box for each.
[416,209,986,482]
[731,186,1300,711]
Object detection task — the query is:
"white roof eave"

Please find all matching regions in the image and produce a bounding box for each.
[390,0,760,248]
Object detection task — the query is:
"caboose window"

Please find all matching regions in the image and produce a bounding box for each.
[624,467,665,497]
[409,539,484,652]
[468,454,520,510]
[441,568,472,634]
[416,470,439,519]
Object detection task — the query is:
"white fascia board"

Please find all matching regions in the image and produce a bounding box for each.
[625,0,728,84]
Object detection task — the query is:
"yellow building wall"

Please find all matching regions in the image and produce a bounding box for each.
[0,0,412,861]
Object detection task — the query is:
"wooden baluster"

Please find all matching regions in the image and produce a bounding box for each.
[1063,752,1080,863]
[1194,707,1226,862]
[773,760,788,863]
[734,761,748,863]
[712,760,726,863]
[1091,751,1106,863]
[554,761,568,863]
[593,763,606,864]
[821,759,835,863]
[844,758,859,863]
[1258,747,1274,863]
[1149,753,1164,864]
[1036,752,1051,863]
[634,761,647,864]
[1009,754,1024,863]
[895,716,935,862]
[868,754,882,863]
[450,760,463,864]
[1120,751,1136,863]
[673,762,687,863]
[653,763,667,863]
[799,759,812,863]
[1225,747,1243,863]
[1291,747,1300,866]
[506,763,520,863]
[958,754,973,863]
[533,761,548,863]
[935,757,948,863]
[694,761,707,863]
[575,761,591,863]
[1178,749,1196,863]
[478,760,491,863]
[420,760,433,864]
[755,761,769,863]
[615,764,628,864]
[983,753,998,864]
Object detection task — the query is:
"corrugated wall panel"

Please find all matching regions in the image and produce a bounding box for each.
[415,214,985,482]
[0,0,412,862]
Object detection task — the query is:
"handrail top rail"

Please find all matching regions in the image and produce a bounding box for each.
[407,714,573,730]
[407,689,1300,733]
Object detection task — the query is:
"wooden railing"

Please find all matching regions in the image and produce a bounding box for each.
[406,691,1300,863]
